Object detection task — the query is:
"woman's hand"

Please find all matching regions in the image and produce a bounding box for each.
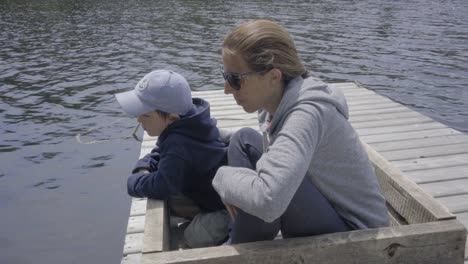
[223,201,238,221]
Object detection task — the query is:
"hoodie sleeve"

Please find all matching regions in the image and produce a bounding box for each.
[132,148,161,174]
[213,103,325,222]
[127,153,187,199]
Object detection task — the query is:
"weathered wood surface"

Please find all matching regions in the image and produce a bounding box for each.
[122,82,468,263]
[404,165,468,184]
[142,199,169,254]
[363,143,454,224]
[142,220,466,264]
[127,215,145,234]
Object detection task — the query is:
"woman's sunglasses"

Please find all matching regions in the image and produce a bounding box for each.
[221,68,271,90]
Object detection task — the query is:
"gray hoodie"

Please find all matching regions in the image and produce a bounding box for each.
[213,76,389,229]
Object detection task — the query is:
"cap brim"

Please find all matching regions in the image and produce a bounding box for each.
[115,90,153,117]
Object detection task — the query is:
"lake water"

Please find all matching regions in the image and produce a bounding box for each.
[1,0,467,263]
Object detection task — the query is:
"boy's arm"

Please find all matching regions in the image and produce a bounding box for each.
[132,148,161,174]
[127,153,187,199]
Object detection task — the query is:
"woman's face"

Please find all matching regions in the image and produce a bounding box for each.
[222,49,278,113]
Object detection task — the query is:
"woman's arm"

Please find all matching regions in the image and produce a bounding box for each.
[213,104,325,222]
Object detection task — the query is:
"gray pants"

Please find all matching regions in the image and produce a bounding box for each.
[226,128,351,244]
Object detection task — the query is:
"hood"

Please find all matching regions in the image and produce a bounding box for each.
[267,76,349,135]
[158,98,219,143]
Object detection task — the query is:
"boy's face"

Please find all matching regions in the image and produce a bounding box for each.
[137,111,172,137]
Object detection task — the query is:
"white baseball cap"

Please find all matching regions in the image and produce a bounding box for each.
[115,70,192,116]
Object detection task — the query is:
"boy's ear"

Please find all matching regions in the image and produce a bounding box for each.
[168,114,180,122]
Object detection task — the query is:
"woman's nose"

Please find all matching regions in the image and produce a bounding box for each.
[224,81,234,94]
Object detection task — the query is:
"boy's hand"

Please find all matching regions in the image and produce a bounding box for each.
[138,169,150,174]
[131,151,160,173]
[223,201,238,221]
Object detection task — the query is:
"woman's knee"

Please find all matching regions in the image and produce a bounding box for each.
[230,127,261,147]
[228,128,263,169]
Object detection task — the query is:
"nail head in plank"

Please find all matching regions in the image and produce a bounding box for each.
[127,215,145,234]
[123,232,144,255]
[393,154,468,172]
[371,134,468,152]
[121,253,141,264]
[130,198,147,216]
[381,143,468,162]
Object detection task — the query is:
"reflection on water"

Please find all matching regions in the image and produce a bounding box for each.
[1,0,467,263]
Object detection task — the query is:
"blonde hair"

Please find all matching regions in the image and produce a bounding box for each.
[223,19,308,82]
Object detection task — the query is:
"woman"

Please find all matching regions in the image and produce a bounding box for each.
[213,19,389,244]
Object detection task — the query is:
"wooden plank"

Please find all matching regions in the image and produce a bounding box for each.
[192,89,226,95]
[365,130,455,147]
[346,97,395,106]
[130,198,147,217]
[127,215,145,234]
[203,104,250,112]
[215,113,433,130]
[454,212,468,231]
[380,143,468,162]
[437,194,468,214]
[363,143,454,223]
[142,199,170,253]
[195,87,376,100]
[356,122,447,136]
[140,147,154,158]
[123,233,144,255]
[201,96,236,104]
[350,111,421,123]
[393,154,468,172]
[329,82,357,89]
[206,96,392,108]
[371,134,468,152]
[121,253,141,264]
[204,93,393,108]
[342,89,377,97]
[404,165,468,184]
[141,140,157,149]
[348,101,399,111]
[357,122,445,136]
[214,113,257,121]
[142,220,466,264]
[351,116,433,129]
[387,203,408,226]
[210,108,254,117]
[421,179,468,198]
[209,101,403,112]
[350,105,411,116]
[216,118,259,128]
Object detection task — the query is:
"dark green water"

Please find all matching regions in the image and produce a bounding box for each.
[1,0,467,263]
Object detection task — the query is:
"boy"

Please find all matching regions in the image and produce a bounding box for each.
[115,69,229,247]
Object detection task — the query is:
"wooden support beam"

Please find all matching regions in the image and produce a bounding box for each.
[363,143,454,223]
[142,199,170,254]
[142,220,466,264]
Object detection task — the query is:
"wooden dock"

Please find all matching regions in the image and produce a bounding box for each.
[121,82,468,264]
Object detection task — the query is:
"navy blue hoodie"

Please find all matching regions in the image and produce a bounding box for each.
[127,98,227,212]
